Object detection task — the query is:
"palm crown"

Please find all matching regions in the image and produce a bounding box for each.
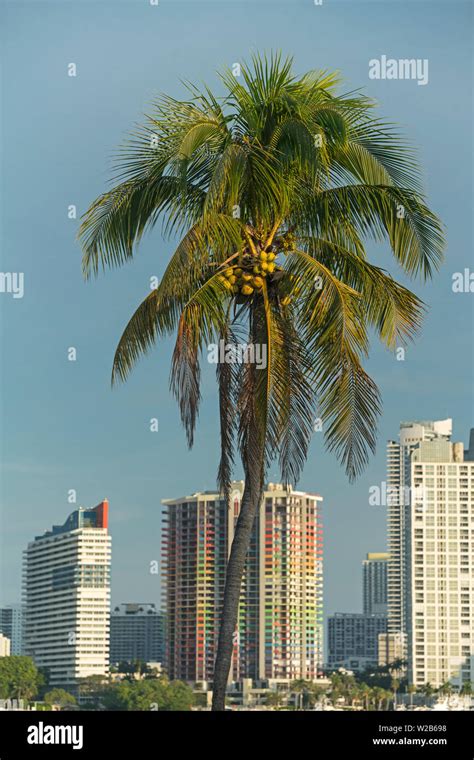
[79,53,443,494]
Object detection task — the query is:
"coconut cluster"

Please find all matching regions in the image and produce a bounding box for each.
[218,249,277,296]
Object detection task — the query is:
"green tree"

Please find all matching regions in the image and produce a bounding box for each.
[419,682,435,699]
[265,691,282,708]
[77,674,109,709]
[372,686,387,711]
[44,689,77,708]
[165,679,195,711]
[36,667,51,699]
[116,660,152,678]
[79,53,444,710]
[358,682,371,711]
[0,656,40,701]
[117,661,136,676]
[388,658,407,677]
[310,685,326,707]
[438,681,453,697]
[290,679,326,709]
[460,682,472,696]
[358,664,393,690]
[328,672,358,707]
[101,678,194,711]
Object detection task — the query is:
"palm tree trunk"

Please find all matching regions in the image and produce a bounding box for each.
[211,464,263,711]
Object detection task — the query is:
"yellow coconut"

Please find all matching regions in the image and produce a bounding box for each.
[253,276,264,288]
[266,263,275,273]
[241,284,254,295]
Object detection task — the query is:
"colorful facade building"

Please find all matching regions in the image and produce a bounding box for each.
[162,482,323,684]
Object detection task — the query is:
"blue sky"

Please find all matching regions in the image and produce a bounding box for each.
[0,0,472,626]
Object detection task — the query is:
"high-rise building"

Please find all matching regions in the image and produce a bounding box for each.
[162,481,323,684]
[363,553,390,615]
[327,552,389,672]
[386,419,452,638]
[23,500,111,691]
[407,434,474,688]
[327,613,387,672]
[378,632,406,668]
[110,603,165,665]
[0,635,11,657]
[464,428,474,461]
[0,605,24,655]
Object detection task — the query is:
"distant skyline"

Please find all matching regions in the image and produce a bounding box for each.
[0,0,472,621]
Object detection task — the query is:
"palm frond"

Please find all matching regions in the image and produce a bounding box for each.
[303,237,426,349]
[287,249,379,480]
[269,300,317,485]
[170,272,230,447]
[112,214,243,384]
[294,183,444,279]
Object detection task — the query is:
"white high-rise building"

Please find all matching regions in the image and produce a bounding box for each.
[0,635,11,657]
[23,500,111,691]
[386,419,452,638]
[408,436,474,688]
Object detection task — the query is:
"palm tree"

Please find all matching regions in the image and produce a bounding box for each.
[388,658,407,677]
[290,678,307,710]
[391,678,400,709]
[373,686,386,711]
[358,682,371,711]
[78,53,444,711]
[329,673,343,706]
[438,681,453,697]
[419,682,435,701]
[383,688,392,711]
